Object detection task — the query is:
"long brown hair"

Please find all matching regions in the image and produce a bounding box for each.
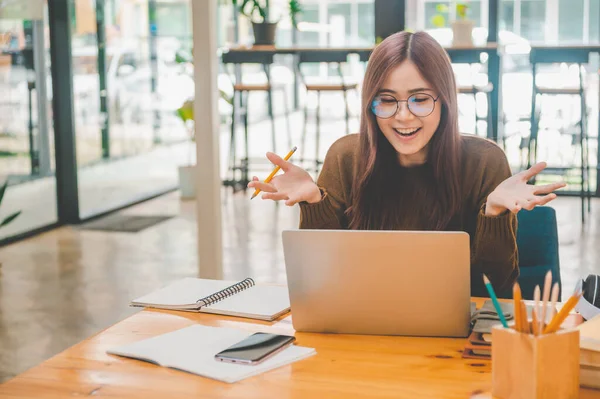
[347,31,462,230]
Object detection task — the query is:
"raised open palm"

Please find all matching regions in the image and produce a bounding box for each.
[248,152,322,206]
[486,162,566,216]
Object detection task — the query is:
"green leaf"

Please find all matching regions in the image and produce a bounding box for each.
[0,211,20,228]
[431,14,446,28]
[289,0,302,28]
[176,100,194,122]
[254,1,266,21]
[436,4,449,13]
[0,150,22,157]
[219,89,233,105]
[456,4,468,19]
[289,0,301,13]
[0,180,7,206]
[239,0,252,17]
[175,49,192,64]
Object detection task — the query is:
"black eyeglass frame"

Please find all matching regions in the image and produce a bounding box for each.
[371,93,441,119]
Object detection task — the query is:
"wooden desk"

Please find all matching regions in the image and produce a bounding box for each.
[1,299,598,398]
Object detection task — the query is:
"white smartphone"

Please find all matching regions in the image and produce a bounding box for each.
[214,332,296,365]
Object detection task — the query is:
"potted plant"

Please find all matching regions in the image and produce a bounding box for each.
[175,99,196,200]
[430,2,473,47]
[231,0,302,46]
[451,2,474,47]
[173,49,233,199]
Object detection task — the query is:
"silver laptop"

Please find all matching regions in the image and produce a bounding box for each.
[282,229,471,337]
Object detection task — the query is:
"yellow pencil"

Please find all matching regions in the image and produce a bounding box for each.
[542,291,582,334]
[520,300,529,334]
[513,283,522,332]
[250,146,297,199]
[531,309,539,336]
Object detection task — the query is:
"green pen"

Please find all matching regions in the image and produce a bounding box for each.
[483,274,509,328]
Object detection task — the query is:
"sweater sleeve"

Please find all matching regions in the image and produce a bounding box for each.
[470,145,519,295]
[298,139,351,229]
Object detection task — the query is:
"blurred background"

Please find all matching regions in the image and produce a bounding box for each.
[0,0,598,243]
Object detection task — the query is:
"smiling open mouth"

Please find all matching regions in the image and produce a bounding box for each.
[394,127,421,137]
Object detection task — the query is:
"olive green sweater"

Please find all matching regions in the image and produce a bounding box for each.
[299,134,518,297]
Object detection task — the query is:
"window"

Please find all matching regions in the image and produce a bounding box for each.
[558,0,584,43]
[520,0,545,42]
[297,4,319,46]
[425,1,450,29]
[465,0,482,27]
[357,2,374,45]
[500,0,515,33]
[156,3,191,40]
[590,0,599,42]
[327,3,352,46]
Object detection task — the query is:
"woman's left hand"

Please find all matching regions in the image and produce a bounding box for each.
[485,162,566,216]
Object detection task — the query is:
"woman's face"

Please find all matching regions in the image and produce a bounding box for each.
[372,60,442,167]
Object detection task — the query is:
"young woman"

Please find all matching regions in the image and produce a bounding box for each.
[248,31,564,296]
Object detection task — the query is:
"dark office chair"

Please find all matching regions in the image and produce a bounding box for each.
[492,206,561,300]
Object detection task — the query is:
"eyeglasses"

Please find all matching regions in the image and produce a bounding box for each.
[371,93,440,119]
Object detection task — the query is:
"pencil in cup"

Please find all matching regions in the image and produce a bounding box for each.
[542,290,582,334]
[512,283,522,332]
[482,274,509,328]
[539,271,552,333]
[250,146,297,200]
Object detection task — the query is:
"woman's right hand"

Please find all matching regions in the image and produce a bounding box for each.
[247,152,322,206]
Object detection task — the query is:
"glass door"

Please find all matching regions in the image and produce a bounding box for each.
[70,0,194,219]
[0,1,57,241]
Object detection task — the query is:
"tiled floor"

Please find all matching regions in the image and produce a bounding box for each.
[0,187,599,383]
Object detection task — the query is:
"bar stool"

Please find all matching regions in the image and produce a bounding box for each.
[457,82,494,138]
[221,50,292,192]
[447,49,495,139]
[527,47,592,223]
[296,50,358,174]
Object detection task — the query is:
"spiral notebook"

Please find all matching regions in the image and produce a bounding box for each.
[130,278,291,321]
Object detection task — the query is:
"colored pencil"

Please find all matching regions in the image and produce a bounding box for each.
[513,283,523,332]
[543,290,582,334]
[483,274,508,328]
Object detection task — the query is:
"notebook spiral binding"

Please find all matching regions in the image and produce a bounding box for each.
[196,278,255,306]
